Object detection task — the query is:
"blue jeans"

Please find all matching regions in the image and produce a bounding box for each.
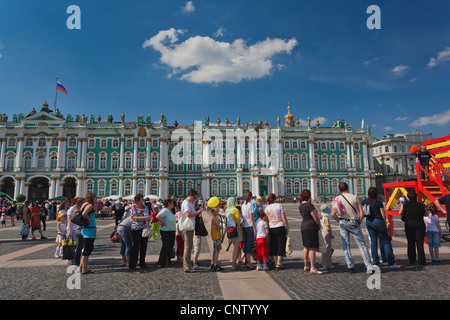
[339,220,372,269]
[117,225,132,256]
[242,226,254,255]
[366,219,395,265]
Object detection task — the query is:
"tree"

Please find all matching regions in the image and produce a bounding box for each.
[16,194,26,203]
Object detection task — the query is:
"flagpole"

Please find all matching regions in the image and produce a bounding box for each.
[54,77,58,111]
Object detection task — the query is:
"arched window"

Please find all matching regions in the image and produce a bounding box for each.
[37,154,45,170]
[285,179,292,195]
[38,137,46,147]
[220,181,227,196]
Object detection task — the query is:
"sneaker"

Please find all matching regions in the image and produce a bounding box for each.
[256,264,262,271]
[262,264,269,271]
[192,263,198,270]
[213,265,223,272]
[389,264,401,269]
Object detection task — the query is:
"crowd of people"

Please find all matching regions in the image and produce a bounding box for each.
[2,180,448,275]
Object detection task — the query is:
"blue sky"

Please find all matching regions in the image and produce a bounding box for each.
[0,0,449,139]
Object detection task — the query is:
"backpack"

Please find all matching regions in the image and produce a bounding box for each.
[332,196,346,217]
[363,203,372,217]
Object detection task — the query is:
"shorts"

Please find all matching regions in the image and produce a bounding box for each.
[82,238,95,256]
[213,239,222,252]
[426,231,441,248]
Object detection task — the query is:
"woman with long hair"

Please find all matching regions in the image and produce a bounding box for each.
[78,193,97,274]
[129,194,152,270]
[361,187,400,268]
[156,198,177,268]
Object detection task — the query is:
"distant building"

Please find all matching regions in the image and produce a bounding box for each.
[0,101,376,202]
[372,131,432,190]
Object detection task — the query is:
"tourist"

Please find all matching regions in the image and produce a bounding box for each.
[54,213,67,258]
[72,197,86,267]
[150,204,161,241]
[38,201,47,231]
[193,209,208,270]
[1,212,6,227]
[179,189,203,273]
[113,197,125,227]
[424,204,442,262]
[255,208,269,271]
[117,214,132,267]
[265,193,289,270]
[210,207,223,271]
[156,198,177,268]
[20,200,31,240]
[8,201,17,227]
[129,194,152,270]
[241,191,257,269]
[30,201,47,240]
[434,194,450,249]
[331,182,373,273]
[299,189,323,275]
[175,210,184,263]
[319,204,334,270]
[78,192,97,274]
[226,197,243,271]
[399,189,427,266]
[361,187,400,269]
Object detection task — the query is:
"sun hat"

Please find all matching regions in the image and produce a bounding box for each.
[320,204,331,215]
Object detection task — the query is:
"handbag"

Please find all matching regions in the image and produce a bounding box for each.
[226,226,238,239]
[285,232,293,255]
[142,226,152,238]
[178,213,195,232]
[71,205,89,227]
[20,223,30,236]
[195,215,208,237]
[62,237,76,260]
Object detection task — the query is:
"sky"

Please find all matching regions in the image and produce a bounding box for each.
[0,0,449,140]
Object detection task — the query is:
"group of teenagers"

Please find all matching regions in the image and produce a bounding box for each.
[51,180,447,275]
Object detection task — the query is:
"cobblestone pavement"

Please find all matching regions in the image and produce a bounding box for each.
[0,203,448,302]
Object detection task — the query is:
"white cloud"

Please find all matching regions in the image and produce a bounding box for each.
[411,109,450,127]
[363,57,378,65]
[427,47,450,68]
[391,65,409,77]
[297,117,327,126]
[383,126,393,131]
[394,116,409,121]
[183,1,195,14]
[143,28,298,84]
[213,27,226,38]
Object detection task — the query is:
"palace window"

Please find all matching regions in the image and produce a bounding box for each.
[220,181,227,196]
[112,155,119,170]
[67,155,76,171]
[330,155,337,171]
[88,139,95,148]
[124,182,131,196]
[292,141,298,149]
[302,179,309,191]
[126,139,132,149]
[294,180,300,195]
[293,154,299,170]
[138,154,145,170]
[6,155,14,170]
[38,138,46,147]
[285,180,292,195]
[151,180,158,196]
[125,154,132,170]
[68,138,77,147]
[323,179,330,194]
[242,180,250,195]
[24,155,32,170]
[137,182,145,195]
[229,180,236,196]
[211,180,219,197]
[284,154,291,170]
[98,182,106,198]
[340,155,346,170]
[300,141,306,149]
[51,138,58,147]
[50,155,57,170]
[177,181,184,197]
[25,138,33,147]
[86,181,94,194]
[139,139,146,148]
[112,139,119,148]
[8,138,16,148]
[37,155,45,170]
[110,182,118,196]
[151,153,158,169]
[100,154,107,170]
[100,139,107,148]
[152,139,158,148]
[87,155,95,170]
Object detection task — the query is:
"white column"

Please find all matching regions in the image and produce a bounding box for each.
[15,134,24,172]
[271,175,279,195]
[0,137,6,171]
[80,139,87,170]
[119,135,125,172]
[146,138,151,170]
[133,136,138,171]
[76,138,82,168]
[45,139,51,170]
[56,135,66,172]
[31,138,37,169]
[237,171,243,197]
[251,174,259,196]
[118,176,124,197]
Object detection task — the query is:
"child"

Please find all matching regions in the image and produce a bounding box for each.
[424,204,442,262]
[210,207,223,271]
[55,213,67,258]
[175,211,184,263]
[1,212,6,227]
[255,209,269,271]
[320,204,334,269]
[150,205,161,240]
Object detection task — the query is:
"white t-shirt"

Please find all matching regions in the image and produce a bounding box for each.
[66,206,78,234]
[181,199,196,231]
[424,214,439,232]
[255,218,268,239]
[241,202,254,228]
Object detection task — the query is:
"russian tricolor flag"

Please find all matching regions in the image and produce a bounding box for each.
[57,80,68,94]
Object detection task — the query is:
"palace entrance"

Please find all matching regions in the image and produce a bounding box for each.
[28,177,50,202]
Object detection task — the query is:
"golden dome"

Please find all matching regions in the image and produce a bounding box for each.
[284,102,294,122]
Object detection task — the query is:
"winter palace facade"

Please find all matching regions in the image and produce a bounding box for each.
[0,101,376,202]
